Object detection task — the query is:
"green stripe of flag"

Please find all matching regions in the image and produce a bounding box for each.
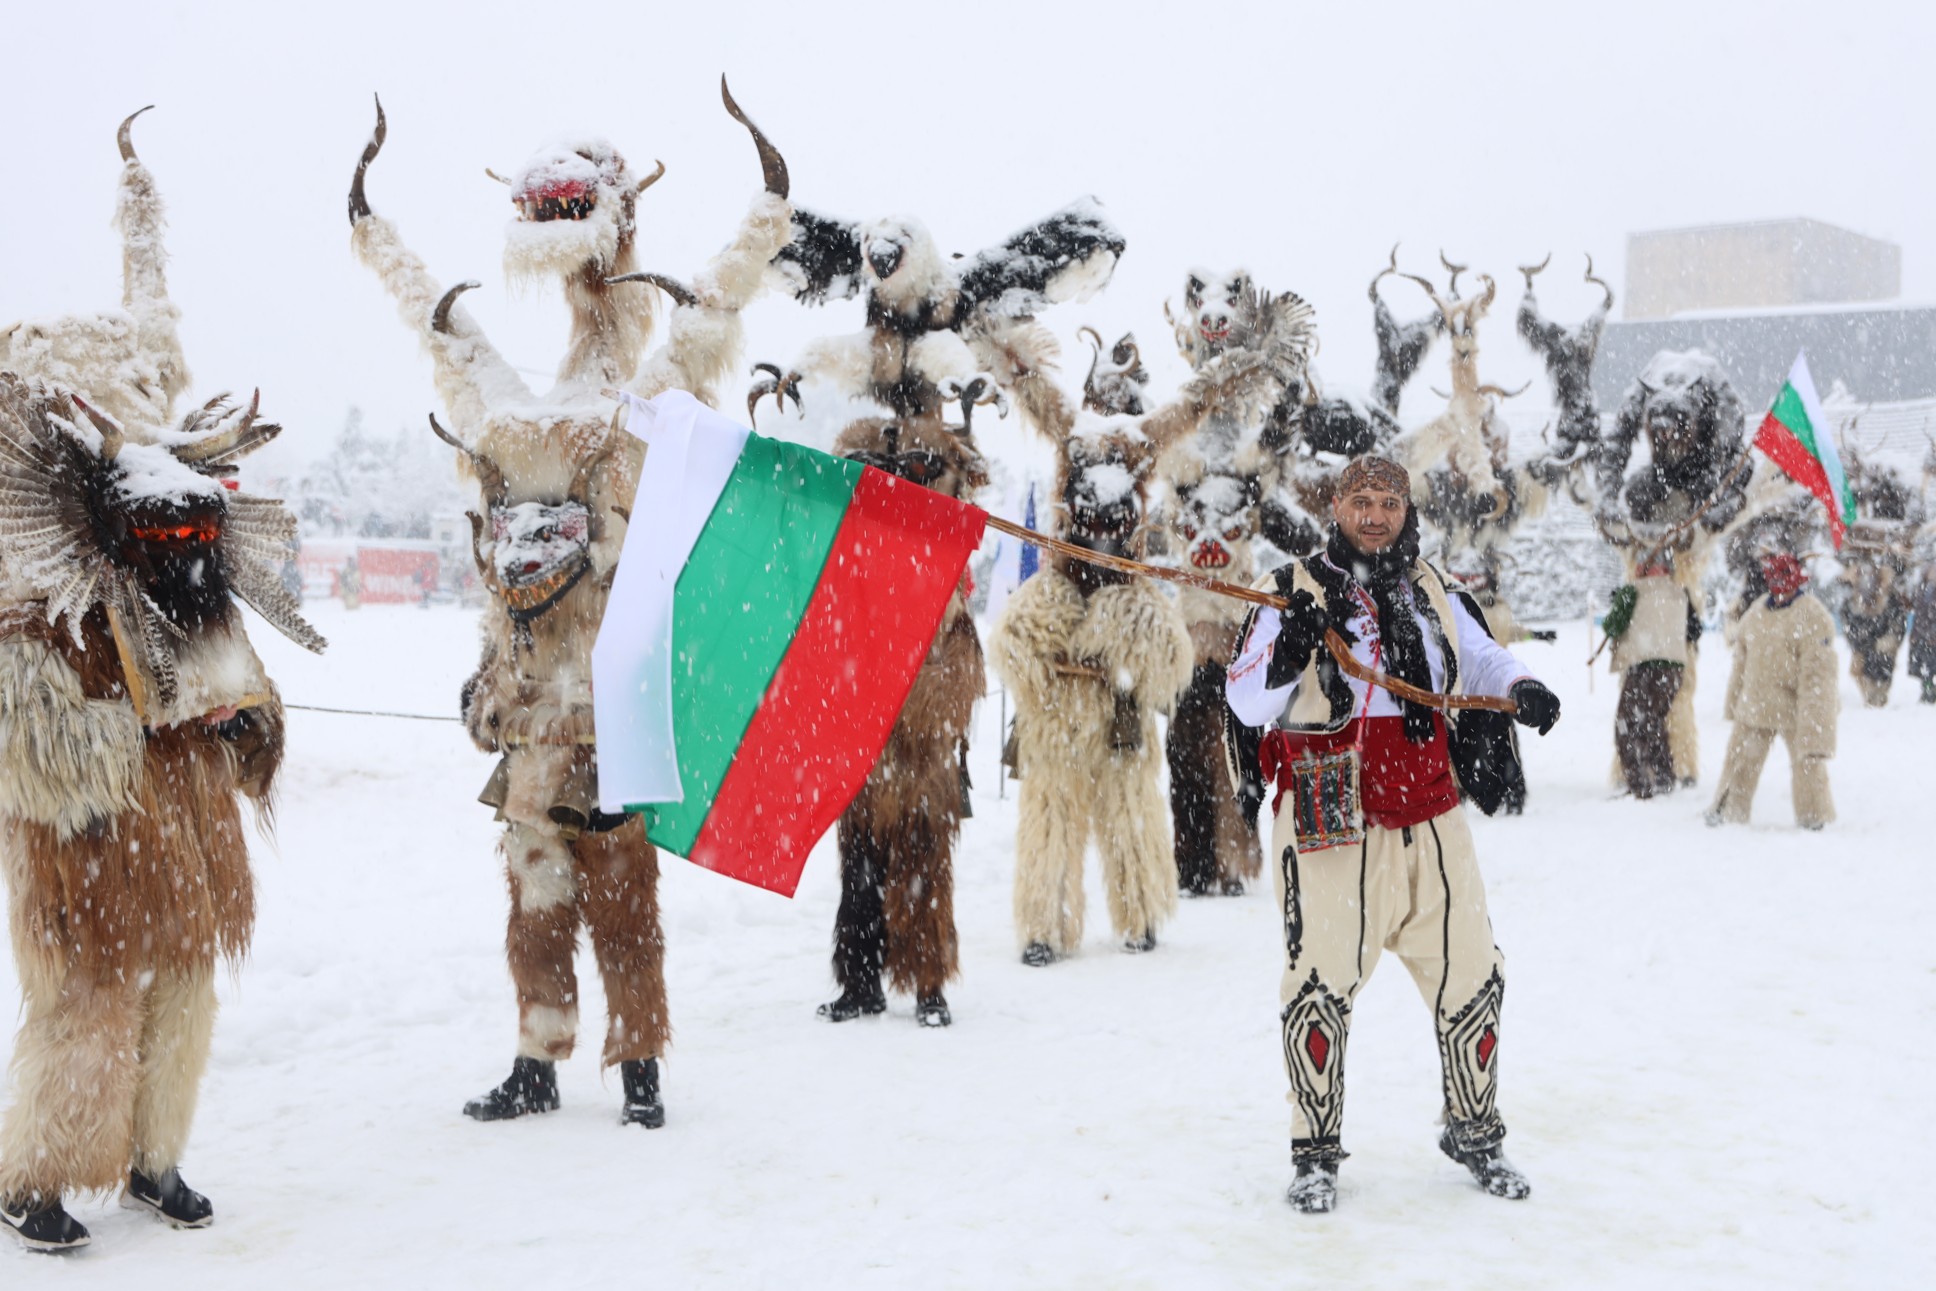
[635,434,863,853]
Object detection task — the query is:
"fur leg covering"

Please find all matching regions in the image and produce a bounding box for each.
[831,820,887,994]
[1711,724,1773,824]
[130,967,217,1178]
[1167,662,1261,893]
[882,812,958,1000]
[574,817,670,1067]
[1670,652,1700,784]
[1013,775,1088,954]
[0,962,143,1197]
[1615,664,1682,797]
[502,823,580,1062]
[1094,744,1179,943]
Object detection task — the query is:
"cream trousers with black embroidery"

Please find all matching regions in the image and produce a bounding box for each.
[1269,802,1508,1152]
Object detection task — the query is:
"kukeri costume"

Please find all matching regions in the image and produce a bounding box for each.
[1226,457,1556,1213]
[346,83,792,1127]
[1709,556,1837,829]
[0,378,322,1250]
[1602,564,1702,798]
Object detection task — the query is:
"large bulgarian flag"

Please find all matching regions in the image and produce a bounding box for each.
[1754,352,1858,548]
[591,390,986,896]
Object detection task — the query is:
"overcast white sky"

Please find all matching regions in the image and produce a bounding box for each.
[4,0,1932,483]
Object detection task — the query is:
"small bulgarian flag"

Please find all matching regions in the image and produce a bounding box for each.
[591,390,986,896]
[1753,352,1858,548]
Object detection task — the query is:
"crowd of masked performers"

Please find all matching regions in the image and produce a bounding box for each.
[2,96,1932,1250]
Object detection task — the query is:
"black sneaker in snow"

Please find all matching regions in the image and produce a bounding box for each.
[1439,1127,1532,1199]
[816,985,887,1022]
[1,1195,89,1252]
[619,1058,665,1129]
[463,1056,561,1121]
[915,994,952,1028]
[1020,942,1057,968]
[122,1167,214,1229]
[1123,930,1157,953]
[1286,1159,1338,1214]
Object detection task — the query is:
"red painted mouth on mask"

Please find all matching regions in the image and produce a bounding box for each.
[515,179,596,222]
[1189,542,1230,569]
[1199,322,1231,343]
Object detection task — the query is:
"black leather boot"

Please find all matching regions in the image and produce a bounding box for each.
[817,982,887,1021]
[463,1056,561,1121]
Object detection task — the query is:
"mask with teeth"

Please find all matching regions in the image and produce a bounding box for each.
[490,500,593,621]
[502,139,633,285]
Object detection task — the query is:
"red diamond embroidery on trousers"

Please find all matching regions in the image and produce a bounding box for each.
[1477,1026,1497,1070]
[1306,1024,1330,1073]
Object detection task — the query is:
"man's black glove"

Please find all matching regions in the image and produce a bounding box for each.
[1277,588,1324,665]
[1509,679,1561,735]
[1527,629,1558,643]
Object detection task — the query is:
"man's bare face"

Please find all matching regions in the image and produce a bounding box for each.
[1333,487,1408,554]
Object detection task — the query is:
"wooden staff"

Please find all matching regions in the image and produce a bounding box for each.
[980,515,1519,715]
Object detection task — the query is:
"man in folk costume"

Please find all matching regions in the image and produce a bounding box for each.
[1601,552,1702,798]
[0,378,322,1250]
[1707,554,1838,830]
[1226,455,1560,1214]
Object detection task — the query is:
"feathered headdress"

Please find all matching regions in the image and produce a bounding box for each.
[0,373,325,713]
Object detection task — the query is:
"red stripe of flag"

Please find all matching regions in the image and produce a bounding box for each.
[1754,412,1846,547]
[686,468,987,895]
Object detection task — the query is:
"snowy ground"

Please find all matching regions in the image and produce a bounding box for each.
[2,602,1931,1288]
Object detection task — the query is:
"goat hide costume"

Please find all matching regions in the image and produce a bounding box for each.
[0,374,321,1246]
[1152,278,1322,896]
[1832,457,1924,708]
[1594,350,1754,790]
[820,405,990,1027]
[989,292,1310,961]
[1709,558,1838,829]
[347,81,791,1126]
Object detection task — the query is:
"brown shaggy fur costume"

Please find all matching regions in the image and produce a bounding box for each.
[822,412,987,1024]
[1,607,281,1200]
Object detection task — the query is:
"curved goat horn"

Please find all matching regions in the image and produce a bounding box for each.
[432,281,482,335]
[1368,242,1401,301]
[348,94,387,225]
[1439,249,1468,300]
[1478,381,1533,399]
[485,168,513,186]
[634,159,667,195]
[1113,336,1141,369]
[1077,325,1104,353]
[1398,268,1452,322]
[1474,272,1497,313]
[69,394,127,459]
[1584,253,1614,310]
[1518,252,1551,290]
[720,75,789,198]
[118,105,155,164]
[604,271,697,308]
[428,412,470,457]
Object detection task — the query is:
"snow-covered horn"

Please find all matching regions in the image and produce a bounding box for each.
[1518,252,1551,290]
[1584,253,1614,310]
[485,168,513,185]
[634,159,667,196]
[1368,242,1401,301]
[1474,273,1497,313]
[118,105,155,164]
[68,393,125,459]
[432,281,482,335]
[605,271,697,307]
[348,94,387,225]
[1078,326,1104,388]
[720,76,789,198]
